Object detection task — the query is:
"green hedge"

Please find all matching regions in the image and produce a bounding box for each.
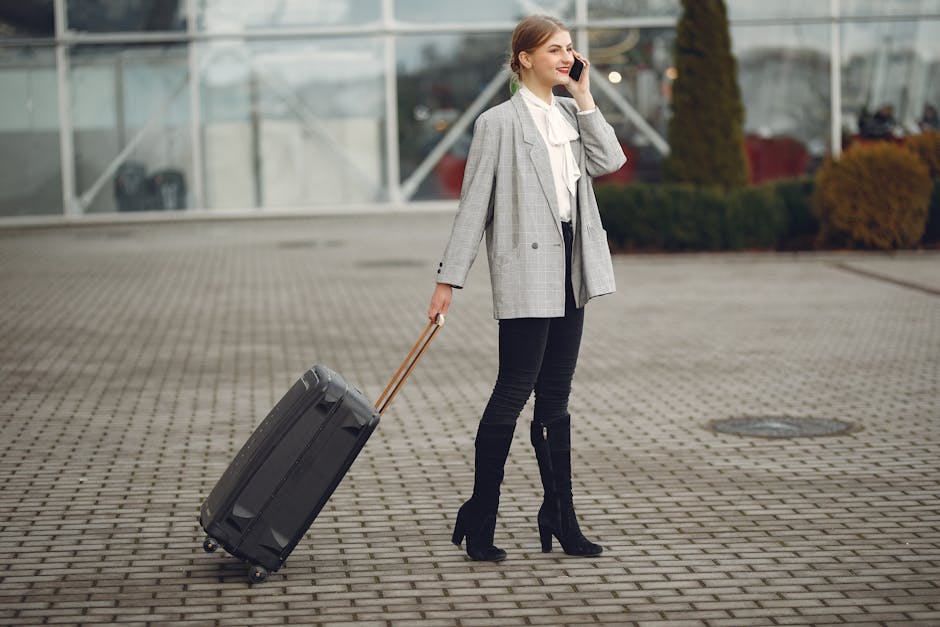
[594,183,723,251]
[596,179,810,251]
[773,176,819,250]
[595,175,940,251]
[922,179,940,245]
[723,185,787,249]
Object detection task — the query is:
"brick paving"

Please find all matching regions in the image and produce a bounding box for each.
[0,212,938,626]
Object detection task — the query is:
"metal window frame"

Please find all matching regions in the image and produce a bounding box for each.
[53,0,77,217]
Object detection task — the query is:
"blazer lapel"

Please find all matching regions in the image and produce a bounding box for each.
[511,93,563,233]
[557,104,582,232]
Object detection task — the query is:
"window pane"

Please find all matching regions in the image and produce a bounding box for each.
[67,0,187,33]
[396,32,509,200]
[70,44,191,213]
[198,0,381,31]
[842,19,940,142]
[841,0,940,17]
[0,46,60,216]
[0,1,55,38]
[726,0,829,20]
[199,37,386,209]
[396,0,573,24]
[588,0,679,19]
[732,22,831,181]
[588,27,673,183]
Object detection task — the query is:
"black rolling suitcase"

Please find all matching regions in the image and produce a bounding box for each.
[199,316,443,583]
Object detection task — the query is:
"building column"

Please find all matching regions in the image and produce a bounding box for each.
[187,0,206,210]
[54,0,78,216]
[383,0,402,204]
[830,0,842,157]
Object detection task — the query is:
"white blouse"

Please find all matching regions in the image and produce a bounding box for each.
[518,85,589,223]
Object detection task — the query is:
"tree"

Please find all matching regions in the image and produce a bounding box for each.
[664,0,749,189]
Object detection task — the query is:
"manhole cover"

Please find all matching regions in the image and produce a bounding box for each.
[708,416,856,439]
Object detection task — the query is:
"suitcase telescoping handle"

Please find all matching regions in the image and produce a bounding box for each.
[374,313,444,416]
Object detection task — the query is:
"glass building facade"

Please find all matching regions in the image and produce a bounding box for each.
[1,0,939,219]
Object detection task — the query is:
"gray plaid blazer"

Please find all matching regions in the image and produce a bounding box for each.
[436,90,626,319]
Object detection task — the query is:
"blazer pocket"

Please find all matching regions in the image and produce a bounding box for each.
[588,224,609,242]
[493,246,521,273]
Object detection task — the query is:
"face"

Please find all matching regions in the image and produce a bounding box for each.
[519,30,575,89]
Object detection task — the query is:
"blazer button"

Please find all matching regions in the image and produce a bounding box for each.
[531,242,539,249]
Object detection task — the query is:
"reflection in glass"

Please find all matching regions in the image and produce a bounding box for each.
[588,27,674,182]
[70,45,191,213]
[842,19,940,141]
[588,0,679,19]
[733,23,830,181]
[397,32,509,200]
[841,0,940,18]
[68,0,186,33]
[0,2,55,38]
[9,0,940,220]
[0,46,60,216]
[396,0,573,24]
[726,0,829,20]
[200,37,386,208]
[198,0,380,31]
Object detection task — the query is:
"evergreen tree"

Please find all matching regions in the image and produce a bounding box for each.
[664,0,749,188]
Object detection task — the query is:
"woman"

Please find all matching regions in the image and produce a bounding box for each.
[428,14,625,561]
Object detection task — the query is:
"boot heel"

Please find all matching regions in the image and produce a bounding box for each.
[539,525,553,552]
[452,522,465,546]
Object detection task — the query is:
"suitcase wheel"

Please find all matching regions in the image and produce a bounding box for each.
[202,536,220,553]
[248,564,269,584]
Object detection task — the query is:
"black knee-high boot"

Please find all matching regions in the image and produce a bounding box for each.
[530,415,602,556]
[451,422,515,561]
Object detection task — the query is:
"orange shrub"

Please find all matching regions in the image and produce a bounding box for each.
[904,130,940,177]
[813,142,931,249]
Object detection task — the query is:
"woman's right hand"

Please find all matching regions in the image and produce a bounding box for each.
[428,282,453,322]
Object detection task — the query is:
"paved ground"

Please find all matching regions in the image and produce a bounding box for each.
[0,212,938,626]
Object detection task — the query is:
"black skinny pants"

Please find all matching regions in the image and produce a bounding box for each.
[480,221,584,428]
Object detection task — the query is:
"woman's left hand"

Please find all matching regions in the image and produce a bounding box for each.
[566,52,596,111]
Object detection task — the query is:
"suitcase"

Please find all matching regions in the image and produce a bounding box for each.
[199,315,443,583]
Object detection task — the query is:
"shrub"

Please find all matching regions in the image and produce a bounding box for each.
[724,184,787,249]
[925,179,940,245]
[903,131,940,245]
[596,182,792,251]
[596,183,725,251]
[664,0,748,189]
[813,143,932,249]
[770,176,818,250]
[654,185,726,250]
[904,130,940,178]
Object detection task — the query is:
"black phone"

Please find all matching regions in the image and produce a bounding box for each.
[569,57,585,81]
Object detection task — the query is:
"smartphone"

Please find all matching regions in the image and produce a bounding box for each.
[569,57,585,81]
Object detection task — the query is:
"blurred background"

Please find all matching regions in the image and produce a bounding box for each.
[1,0,939,219]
